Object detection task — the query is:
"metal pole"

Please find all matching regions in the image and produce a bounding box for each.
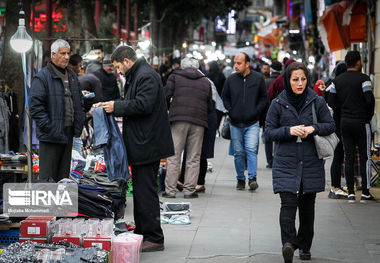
[117,0,121,40]
[134,3,138,41]
[126,0,130,43]
[45,0,52,50]
[95,1,101,32]
[22,53,32,184]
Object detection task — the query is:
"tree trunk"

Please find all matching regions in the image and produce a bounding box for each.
[81,0,98,50]
[150,0,158,56]
[0,0,32,131]
[66,0,82,53]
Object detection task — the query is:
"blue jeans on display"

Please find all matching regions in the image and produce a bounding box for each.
[73,137,83,153]
[230,122,260,181]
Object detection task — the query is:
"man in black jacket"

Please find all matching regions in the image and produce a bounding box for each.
[93,54,121,102]
[222,52,267,191]
[328,51,376,203]
[163,57,213,199]
[98,46,174,252]
[30,39,85,182]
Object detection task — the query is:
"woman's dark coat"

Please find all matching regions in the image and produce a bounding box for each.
[265,88,335,194]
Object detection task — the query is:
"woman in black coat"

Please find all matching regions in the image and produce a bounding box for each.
[265,62,335,263]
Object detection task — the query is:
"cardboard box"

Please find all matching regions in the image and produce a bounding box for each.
[83,237,111,251]
[20,216,55,238]
[19,236,47,244]
[52,235,81,246]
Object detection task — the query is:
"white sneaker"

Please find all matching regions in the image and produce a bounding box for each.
[348,194,356,203]
[335,189,348,199]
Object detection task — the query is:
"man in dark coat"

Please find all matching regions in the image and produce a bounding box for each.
[30,39,85,182]
[99,46,174,252]
[93,54,121,102]
[163,57,213,199]
[222,52,267,191]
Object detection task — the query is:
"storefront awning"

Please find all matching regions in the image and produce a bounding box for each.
[318,1,367,52]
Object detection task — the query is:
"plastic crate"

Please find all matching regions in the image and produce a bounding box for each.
[0,229,20,245]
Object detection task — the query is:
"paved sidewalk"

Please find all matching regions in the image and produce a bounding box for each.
[124,137,380,263]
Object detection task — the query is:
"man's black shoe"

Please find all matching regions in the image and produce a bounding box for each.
[236,180,245,190]
[248,178,258,191]
[299,249,311,260]
[266,164,272,168]
[162,192,175,198]
[184,193,198,199]
[141,241,164,252]
[282,242,294,263]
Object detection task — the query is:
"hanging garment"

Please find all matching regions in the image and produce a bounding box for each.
[4,90,19,152]
[93,106,129,181]
[0,96,10,153]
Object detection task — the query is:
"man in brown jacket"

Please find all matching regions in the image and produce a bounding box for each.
[163,57,213,198]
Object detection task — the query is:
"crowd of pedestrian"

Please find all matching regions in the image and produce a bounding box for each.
[29,39,377,262]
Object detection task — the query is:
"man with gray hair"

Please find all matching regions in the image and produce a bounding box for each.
[162,56,213,199]
[30,39,85,182]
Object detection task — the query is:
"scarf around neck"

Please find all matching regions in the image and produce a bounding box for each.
[283,66,308,111]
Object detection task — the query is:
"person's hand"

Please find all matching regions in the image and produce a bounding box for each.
[102,101,115,113]
[82,90,90,96]
[290,125,305,137]
[318,83,326,91]
[92,102,102,108]
[300,126,315,138]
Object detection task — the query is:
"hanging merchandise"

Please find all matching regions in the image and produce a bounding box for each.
[0,90,10,154]
[3,87,19,152]
[93,107,129,181]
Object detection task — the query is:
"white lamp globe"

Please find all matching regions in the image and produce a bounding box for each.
[10,10,33,53]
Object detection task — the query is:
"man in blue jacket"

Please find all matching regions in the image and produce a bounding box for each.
[222,52,267,190]
[99,46,174,252]
[30,39,85,182]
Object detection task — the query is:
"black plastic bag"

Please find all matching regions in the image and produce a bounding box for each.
[221,117,231,140]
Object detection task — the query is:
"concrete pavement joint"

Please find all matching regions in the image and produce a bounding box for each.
[187,151,229,258]
[185,252,348,262]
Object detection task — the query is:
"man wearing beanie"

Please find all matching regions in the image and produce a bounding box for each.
[267,58,295,102]
[93,54,121,101]
[328,51,376,203]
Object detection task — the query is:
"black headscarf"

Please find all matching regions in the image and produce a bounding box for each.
[283,64,309,111]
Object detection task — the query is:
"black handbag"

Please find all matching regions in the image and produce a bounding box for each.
[221,116,231,140]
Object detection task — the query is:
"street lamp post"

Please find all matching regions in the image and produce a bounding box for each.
[10,4,33,184]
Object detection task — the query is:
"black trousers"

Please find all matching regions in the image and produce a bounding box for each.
[341,119,371,195]
[39,126,73,182]
[131,161,164,243]
[330,140,344,188]
[279,190,316,251]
